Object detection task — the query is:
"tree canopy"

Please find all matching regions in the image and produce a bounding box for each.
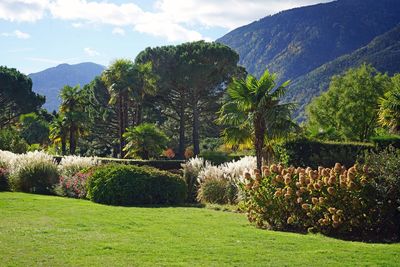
[0,66,44,128]
[306,64,391,141]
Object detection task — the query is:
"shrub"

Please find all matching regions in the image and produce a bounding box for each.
[9,151,59,194]
[182,157,206,202]
[56,168,94,199]
[87,164,186,206]
[242,163,399,241]
[0,167,9,191]
[197,177,236,204]
[275,138,373,168]
[0,128,28,153]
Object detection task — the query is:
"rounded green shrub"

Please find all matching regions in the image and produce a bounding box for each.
[9,151,59,195]
[87,164,186,206]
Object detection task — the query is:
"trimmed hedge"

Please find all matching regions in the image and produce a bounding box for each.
[54,156,184,171]
[275,139,373,168]
[87,164,187,206]
[371,135,400,149]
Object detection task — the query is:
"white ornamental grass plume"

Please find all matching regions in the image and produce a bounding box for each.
[0,150,18,169]
[10,151,56,175]
[220,156,257,183]
[58,155,98,177]
[198,162,225,183]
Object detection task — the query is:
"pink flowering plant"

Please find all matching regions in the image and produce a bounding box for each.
[58,168,94,199]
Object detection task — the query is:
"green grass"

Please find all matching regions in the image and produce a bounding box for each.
[0,192,399,266]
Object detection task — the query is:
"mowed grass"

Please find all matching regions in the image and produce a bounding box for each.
[0,192,399,266]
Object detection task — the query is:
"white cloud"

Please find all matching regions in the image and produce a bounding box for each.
[155,0,333,30]
[84,47,100,57]
[0,0,334,42]
[1,30,31,39]
[112,27,125,36]
[0,0,48,22]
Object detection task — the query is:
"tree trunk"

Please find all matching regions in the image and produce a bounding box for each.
[61,134,66,156]
[254,115,265,171]
[118,94,125,158]
[192,99,200,156]
[136,102,143,125]
[69,124,76,155]
[178,92,185,159]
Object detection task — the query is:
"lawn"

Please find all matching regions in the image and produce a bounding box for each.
[0,192,399,266]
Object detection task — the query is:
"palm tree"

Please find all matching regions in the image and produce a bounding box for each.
[102,59,155,158]
[49,114,68,155]
[59,85,86,154]
[217,69,297,170]
[378,75,400,134]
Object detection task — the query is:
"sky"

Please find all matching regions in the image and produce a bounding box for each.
[0,0,332,74]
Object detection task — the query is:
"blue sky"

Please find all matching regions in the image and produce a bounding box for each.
[0,0,331,74]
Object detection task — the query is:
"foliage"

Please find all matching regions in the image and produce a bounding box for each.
[378,74,400,133]
[306,64,391,141]
[0,128,28,153]
[49,113,68,155]
[181,157,206,202]
[242,163,399,241]
[19,112,49,145]
[87,164,186,206]
[136,41,240,158]
[199,150,231,165]
[8,151,59,194]
[101,59,155,158]
[56,168,94,199]
[0,66,44,128]
[217,68,296,170]
[123,123,169,159]
[0,167,9,191]
[197,177,236,204]
[362,147,400,229]
[59,85,87,154]
[275,138,374,168]
[287,25,400,120]
[371,135,400,149]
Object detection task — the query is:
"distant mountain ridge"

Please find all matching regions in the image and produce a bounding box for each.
[218,0,400,83]
[29,62,105,111]
[217,0,400,121]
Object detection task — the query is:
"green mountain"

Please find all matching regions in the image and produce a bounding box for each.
[29,62,105,111]
[287,25,400,120]
[218,0,400,80]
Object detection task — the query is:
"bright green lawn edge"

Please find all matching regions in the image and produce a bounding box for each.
[0,192,399,266]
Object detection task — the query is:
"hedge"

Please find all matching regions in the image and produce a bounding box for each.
[87,164,187,206]
[371,135,400,150]
[54,156,184,170]
[275,139,374,168]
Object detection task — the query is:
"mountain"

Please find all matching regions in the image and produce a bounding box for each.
[217,0,400,84]
[217,0,400,121]
[287,25,400,120]
[29,62,105,111]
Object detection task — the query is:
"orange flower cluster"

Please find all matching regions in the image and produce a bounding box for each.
[243,163,379,236]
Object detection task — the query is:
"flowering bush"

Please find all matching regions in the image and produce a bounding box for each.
[0,150,18,170]
[242,163,399,241]
[57,168,94,199]
[8,151,59,194]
